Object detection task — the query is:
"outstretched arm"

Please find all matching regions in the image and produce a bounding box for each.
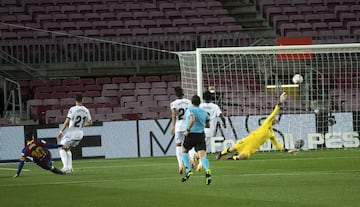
[270,136,299,154]
[264,92,288,125]
[270,135,284,151]
[57,118,70,139]
[278,92,287,105]
[45,141,63,149]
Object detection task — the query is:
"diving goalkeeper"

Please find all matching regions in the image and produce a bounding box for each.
[215,92,298,161]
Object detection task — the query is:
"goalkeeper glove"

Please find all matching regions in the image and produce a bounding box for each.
[279,92,287,104]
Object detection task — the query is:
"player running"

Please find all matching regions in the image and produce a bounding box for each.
[170,87,196,174]
[216,92,298,161]
[57,94,92,173]
[181,95,211,185]
[196,90,227,171]
[14,135,64,177]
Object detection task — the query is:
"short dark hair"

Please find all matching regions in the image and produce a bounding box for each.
[175,87,184,98]
[25,135,35,141]
[203,90,212,101]
[191,95,201,106]
[25,132,35,142]
[75,94,83,102]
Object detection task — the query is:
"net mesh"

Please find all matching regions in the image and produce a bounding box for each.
[176,44,360,150]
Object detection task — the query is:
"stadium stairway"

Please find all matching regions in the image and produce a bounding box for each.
[220,0,277,45]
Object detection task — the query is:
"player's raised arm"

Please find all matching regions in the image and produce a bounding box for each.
[279,92,287,105]
[264,92,287,125]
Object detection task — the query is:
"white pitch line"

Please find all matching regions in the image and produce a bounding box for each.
[0,180,98,188]
[0,167,29,171]
[220,170,360,177]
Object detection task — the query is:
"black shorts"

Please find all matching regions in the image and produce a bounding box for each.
[183,132,206,152]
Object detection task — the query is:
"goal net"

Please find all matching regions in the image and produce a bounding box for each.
[176,43,360,151]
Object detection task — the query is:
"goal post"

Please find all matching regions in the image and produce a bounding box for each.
[176,43,360,151]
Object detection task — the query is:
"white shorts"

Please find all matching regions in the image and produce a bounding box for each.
[174,131,185,144]
[204,127,215,139]
[60,131,84,148]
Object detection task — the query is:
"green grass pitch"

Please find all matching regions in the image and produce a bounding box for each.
[1,149,359,207]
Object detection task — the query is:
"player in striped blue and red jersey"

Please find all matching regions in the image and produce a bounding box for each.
[14,135,65,177]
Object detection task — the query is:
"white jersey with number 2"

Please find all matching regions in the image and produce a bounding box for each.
[66,105,92,139]
[170,98,192,132]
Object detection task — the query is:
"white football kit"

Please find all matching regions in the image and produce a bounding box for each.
[200,102,223,138]
[61,105,92,147]
[170,98,192,144]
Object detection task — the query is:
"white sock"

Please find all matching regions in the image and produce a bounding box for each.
[66,150,72,170]
[188,148,196,162]
[59,149,68,170]
[176,146,182,167]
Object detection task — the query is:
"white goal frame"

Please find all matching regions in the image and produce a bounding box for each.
[176,43,360,151]
[193,43,360,98]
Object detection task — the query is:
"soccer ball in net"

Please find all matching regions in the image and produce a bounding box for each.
[292,74,304,84]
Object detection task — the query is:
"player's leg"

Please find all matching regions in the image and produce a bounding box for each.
[188,148,196,169]
[51,166,65,174]
[196,136,211,171]
[181,148,191,174]
[215,145,237,160]
[66,140,81,173]
[227,153,247,160]
[175,132,184,174]
[59,136,70,172]
[59,147,69,172]
[196,152,203,172]
[39,156,65,175]
[66,150,73,172]
[196,135,211,185]
[181,135,194,182]
[226,148,250,160]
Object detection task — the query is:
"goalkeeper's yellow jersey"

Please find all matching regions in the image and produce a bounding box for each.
[241,105,284,152]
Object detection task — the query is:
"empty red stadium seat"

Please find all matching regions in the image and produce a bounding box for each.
[124,101,140,109]
[161,75,178,82]
[96,107,112,114]
[154,95,170,102]
[129,76,145,83]
[151,88,167,95]
[122,113,140,120]
[141,111,158,119]
[136,82,152,89]
[135,88,150,96]
[26,99,43,115]
[120,96,136,107]
[84,90,101,97]
[43,98,60,106]
[110,77,127,84]
[151,81,167,88]
[91,113,107,122]
[45,109,62,124]
[101,88,118,97]
[106,112,123,121]
[63,79,80,86]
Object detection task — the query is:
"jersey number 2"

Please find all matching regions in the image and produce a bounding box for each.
[74,116,87,128]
